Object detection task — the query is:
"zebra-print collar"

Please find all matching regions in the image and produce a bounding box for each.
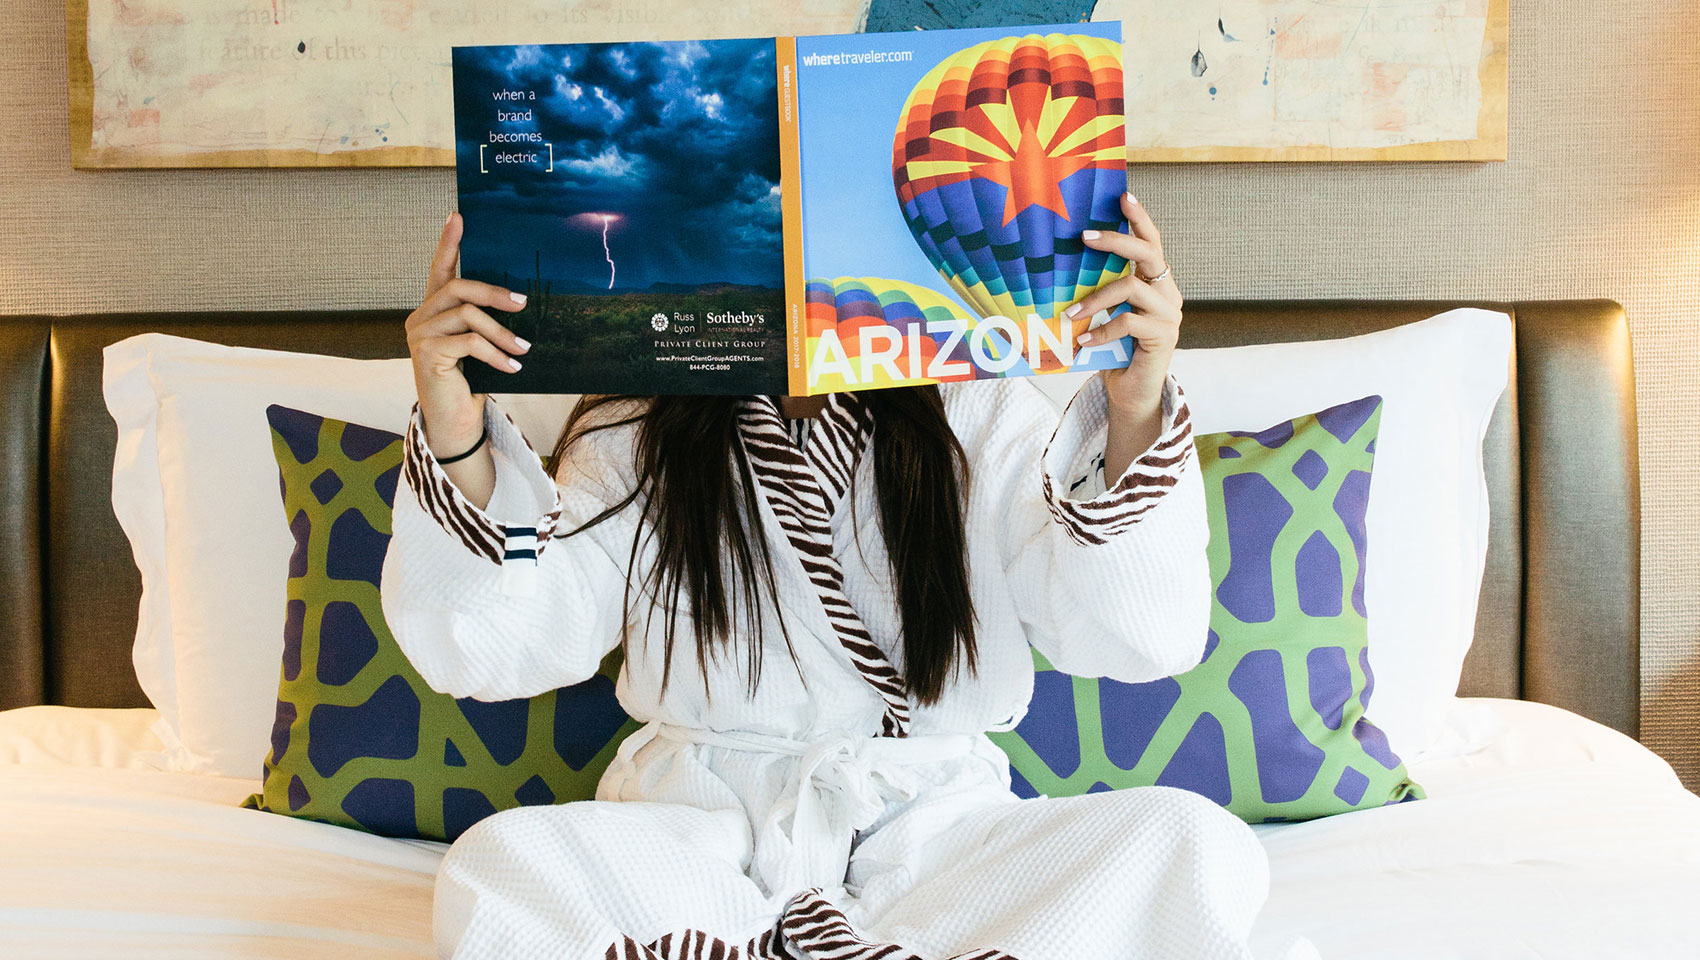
[735,393,911,737]
[750,391,872,512]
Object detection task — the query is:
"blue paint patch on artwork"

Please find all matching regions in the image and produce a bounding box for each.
[1264,18,1276,85]
[862,0,1100,32]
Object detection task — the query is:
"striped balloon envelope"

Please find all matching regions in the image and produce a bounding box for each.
[891,33,1130,331]
[804,276,1053,393]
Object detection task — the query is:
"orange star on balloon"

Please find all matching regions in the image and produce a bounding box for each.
[971,118,1091,227]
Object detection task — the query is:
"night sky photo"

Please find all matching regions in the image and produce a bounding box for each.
[451,40,783,293]
[451,39,788,395]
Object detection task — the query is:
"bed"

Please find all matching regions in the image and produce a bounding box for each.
[1,299,1695,959]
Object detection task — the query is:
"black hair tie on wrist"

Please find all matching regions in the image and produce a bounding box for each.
[435,425,488,465]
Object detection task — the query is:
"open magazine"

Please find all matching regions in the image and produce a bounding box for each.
[452,20,1135,396]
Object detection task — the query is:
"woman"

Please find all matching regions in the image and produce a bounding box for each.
[381,194,1281,960]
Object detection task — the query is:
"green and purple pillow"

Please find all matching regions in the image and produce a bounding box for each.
[990,394,1422,822]
[242,404,639,842]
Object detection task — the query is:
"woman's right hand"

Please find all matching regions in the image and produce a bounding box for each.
[406,211,532,459]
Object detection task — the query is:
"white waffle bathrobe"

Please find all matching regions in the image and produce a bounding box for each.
[380,374,1293,960]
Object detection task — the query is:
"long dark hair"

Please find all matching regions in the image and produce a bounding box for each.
[546,387,976,706]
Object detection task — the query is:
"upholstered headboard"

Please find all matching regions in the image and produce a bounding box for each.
[0,300,1640,737]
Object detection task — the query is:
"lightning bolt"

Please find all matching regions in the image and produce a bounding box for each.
[601,215,616,290]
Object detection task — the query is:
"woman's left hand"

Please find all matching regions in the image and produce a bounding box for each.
[1063,192,1184,418]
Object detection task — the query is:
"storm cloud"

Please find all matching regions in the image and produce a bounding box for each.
[452,38,783,290]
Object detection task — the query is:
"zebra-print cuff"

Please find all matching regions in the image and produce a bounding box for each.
[1040,373,1195,546]
[401,398,564,569]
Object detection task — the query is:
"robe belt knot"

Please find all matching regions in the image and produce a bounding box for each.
[652,723,980,896]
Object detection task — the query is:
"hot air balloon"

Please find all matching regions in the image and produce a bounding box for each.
[891,32,1129,367]
[804,276,1052,393]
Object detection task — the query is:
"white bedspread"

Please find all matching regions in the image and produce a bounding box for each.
[1251,698,1700,958]
[0,709,441,958]
[0,699,1695,959]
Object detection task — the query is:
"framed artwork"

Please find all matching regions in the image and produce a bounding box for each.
[67,0,1506,168]
[65,0,873,168]
[1100,0,1508,161]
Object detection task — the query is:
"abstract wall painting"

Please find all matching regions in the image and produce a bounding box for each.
[1095,0,1507,161]
[68,0,1505,167]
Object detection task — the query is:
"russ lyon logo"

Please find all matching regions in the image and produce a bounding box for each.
[650,313,669,332]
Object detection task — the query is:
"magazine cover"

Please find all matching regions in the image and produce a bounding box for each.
[452,21,1132,396]
[451,37,788,396]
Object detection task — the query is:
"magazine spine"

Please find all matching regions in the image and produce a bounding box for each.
[775,36,808,397]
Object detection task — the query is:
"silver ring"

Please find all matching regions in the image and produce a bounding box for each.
[1137,263,1172,284]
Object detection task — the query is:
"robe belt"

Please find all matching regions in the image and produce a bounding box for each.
[645,722,985,897]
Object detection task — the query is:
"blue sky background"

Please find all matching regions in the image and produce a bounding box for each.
[796,20,1121,303]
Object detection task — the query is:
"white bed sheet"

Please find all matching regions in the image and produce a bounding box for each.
[0,706,441,958]
[1251,698,1700,959]
[0,699,1695,959]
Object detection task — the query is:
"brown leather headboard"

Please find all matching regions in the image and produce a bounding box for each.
[0,301,1640,737]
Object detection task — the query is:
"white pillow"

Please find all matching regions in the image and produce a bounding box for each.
[1031,307,1511,759]
[103,333,577,776]
[0,706,168,769]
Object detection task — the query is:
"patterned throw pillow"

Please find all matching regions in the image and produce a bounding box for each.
[242,405,639,841]
[990,395,1422,822]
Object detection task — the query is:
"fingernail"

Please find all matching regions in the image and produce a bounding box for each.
[508,357,523,371]
[1125,192,1138,204]
[509,291,528,305]
[513,336,531,351]
[445,211,454,225]
[1076,332,1093,345]
[1064,303,1083,318]
[1082,229,1100,240]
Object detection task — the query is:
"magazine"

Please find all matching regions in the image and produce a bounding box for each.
[451,21,1134,396]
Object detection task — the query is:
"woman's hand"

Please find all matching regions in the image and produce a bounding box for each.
[406,211,532,459]
[1060,192,1184,478]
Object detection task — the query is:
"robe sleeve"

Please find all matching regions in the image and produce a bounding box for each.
[378,396,637,702]
[989,372,1213,683]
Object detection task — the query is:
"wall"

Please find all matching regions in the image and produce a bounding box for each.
[3,1,1698,784]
